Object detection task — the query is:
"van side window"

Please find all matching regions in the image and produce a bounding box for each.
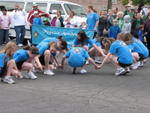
[26,3,47,12]
[0,1,24,11]
[49,4,65,15]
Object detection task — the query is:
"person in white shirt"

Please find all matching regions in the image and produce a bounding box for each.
[13,5,26,47]
[64,11,78,28]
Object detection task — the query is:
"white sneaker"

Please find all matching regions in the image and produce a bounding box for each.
[139,61,144,67]
[80,69,87,74]
[17,44,23,47]
[3,76,15,84]
[44,70,55,76]
[27,72,37,80]
[126,67,131,73]
[115,67,126,76]
[131,62,140,70]
[86,61,89,65]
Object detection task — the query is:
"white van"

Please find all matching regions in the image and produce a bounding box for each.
[0,0,87,39]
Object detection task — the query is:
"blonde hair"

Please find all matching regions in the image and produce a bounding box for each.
[102,38,115,52]
[0,42,17,56]
[49,42,58,51]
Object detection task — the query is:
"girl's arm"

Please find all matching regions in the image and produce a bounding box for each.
[34,56,43,71]
[93,44,106,57]
[88,57,100,69]
[100,53,111,68]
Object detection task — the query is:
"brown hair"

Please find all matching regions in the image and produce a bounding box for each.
[102,38,115,52]
[58,36,68,50]
[77,31,88,44]
[123,33,133,45]
[23,46,39,55]
[48,42,58,51]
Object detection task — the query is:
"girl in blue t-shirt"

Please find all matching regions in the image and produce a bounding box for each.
[36,36,68,76]
[60,47,100,74]
[100,34,133,76]
[13,46,40,80]
[121,33,149,68]
[73,31,106,56]
[0,42,22,84]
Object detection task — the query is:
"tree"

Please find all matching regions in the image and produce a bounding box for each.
[121,0,150,6]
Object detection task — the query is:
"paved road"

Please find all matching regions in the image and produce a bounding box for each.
[0,56,150,113]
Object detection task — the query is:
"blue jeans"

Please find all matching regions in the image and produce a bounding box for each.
[0,29,9,45]
[15,26,25,45]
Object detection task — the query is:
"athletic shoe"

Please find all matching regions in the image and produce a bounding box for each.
[86,61,89,65]
[130,62,140,70]
[44,70,55,76]
[115,67,127,76]
[139,61,144,67]
[80,69,87,74]
[126,67,131,73]
[17,44,23,47]
[27,72,37,80]
[3,76,15,84]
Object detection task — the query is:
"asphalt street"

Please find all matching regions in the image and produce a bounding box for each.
[0,53,150,113]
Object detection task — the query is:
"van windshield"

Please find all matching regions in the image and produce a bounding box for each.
[64,4,86,17]
[0,1,24,11]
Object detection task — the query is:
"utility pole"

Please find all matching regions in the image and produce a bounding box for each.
[107,0,112,11]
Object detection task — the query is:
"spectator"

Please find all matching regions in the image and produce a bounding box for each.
[0,8,11,45]
[131,13,143,38]
[86,6,99,30]
[27,3,49,25]
[117,11,124,29]
[64,11,78,28]
[108,19,121,39]
[51,11,64,27]
[32,11,43,25]
[122,15,131,33]
[138,25,145,44]
[43,17,51,26]
[144,12,150,56]
[97,11,110,37]
[13,5,26,47]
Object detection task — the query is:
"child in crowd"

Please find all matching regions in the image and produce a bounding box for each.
[60,47,100,74]
[108,19,121,39]
[0,42,22,84]
[32,11,43,25]
[99,33,133,76]
[122,15,131,33]
[138,25,145,44]
[36,36,68,75]
[13,46,40,80]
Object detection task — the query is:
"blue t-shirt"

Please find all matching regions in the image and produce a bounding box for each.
[133,38,149,58]
[65,47,90,68]
[88,39,101,48]
[37,38,58,56]
[0,53,6,68]
[128,42,145,56]
[74,38,94,47]
[33,17,43,25]
[86,12,99,30]
[108,25,121,39]
[109,40,133,64]
[13,49,29,63]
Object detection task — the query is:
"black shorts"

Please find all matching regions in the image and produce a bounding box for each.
[16,61,25,70]
[0,67,6,77]
[138,53,145,61]
[118,62,132,68]
[39,55,52,66]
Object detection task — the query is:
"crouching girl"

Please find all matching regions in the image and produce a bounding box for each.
[0,42,22,84]
[60,47,100,74]
[13,46,40,79]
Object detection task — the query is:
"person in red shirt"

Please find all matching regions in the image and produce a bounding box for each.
[27,3,49,25]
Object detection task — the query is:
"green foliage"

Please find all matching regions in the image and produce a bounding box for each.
[122,0,129,5]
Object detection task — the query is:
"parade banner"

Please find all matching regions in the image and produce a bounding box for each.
[32,25,95,47]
